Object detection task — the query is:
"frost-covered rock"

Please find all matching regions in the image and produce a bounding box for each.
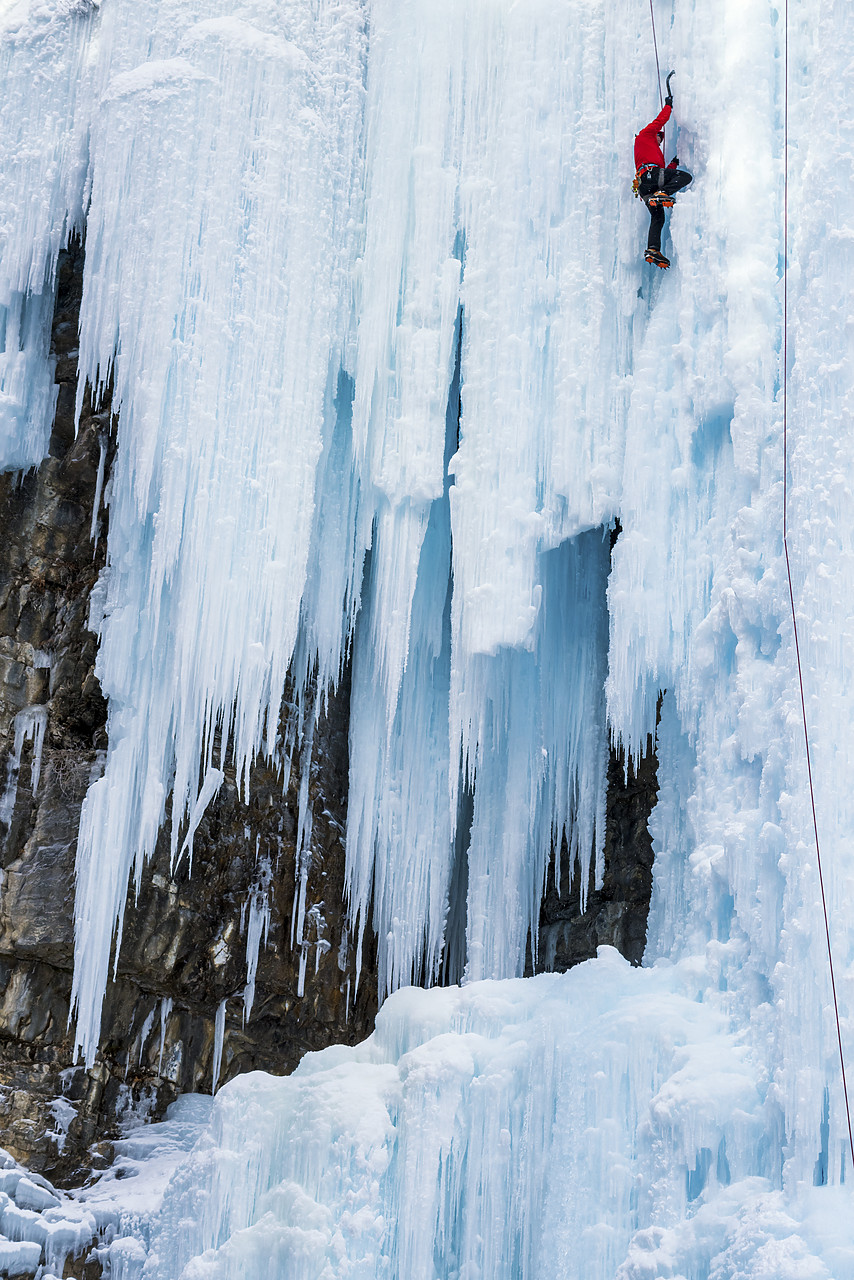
[0,1148,97,1277]
[12,1177,60,1212]
[0,1239,42,1278]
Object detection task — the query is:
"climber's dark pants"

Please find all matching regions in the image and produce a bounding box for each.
[639,168,693,252]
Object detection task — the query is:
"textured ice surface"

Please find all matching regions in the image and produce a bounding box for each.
[0,0,93,471]
[2,0,853,1273]
[0,1145,95,1277]
[69,0,366,1060]
[0,0,627,1057]
[0,1100,213,1277]
[141,958,854,1279]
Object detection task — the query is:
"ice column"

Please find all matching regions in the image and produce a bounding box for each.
[463,533,610,980]
[351,0,465,719]
[348,0,622,992]
[347,340,457,994]
[774,0,854,1188]
[71,0,366,1062]
[0,1,94,471]
[613,0,850,1201]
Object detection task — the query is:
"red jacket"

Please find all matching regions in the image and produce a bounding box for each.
[634,104,677,170]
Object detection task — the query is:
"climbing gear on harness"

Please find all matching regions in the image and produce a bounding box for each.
[633,164,678,203]
[633,162,659,199]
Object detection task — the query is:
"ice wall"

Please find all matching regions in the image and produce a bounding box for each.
[2,0,854,1271]
[0,0,622,1056]
[141,0,854,1267]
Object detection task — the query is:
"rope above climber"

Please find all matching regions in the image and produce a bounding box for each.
[634,72,693,269]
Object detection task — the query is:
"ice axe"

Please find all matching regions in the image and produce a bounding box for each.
[662,71,676,156]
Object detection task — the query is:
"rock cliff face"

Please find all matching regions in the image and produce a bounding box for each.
[0,244,657,1187]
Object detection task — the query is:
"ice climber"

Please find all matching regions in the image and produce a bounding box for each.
[634,73,692,269]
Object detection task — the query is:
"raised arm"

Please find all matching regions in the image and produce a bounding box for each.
[636,103,672,141]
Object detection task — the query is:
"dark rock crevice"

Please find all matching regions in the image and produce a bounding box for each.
[534,738,660,974]
[533,525,661,973]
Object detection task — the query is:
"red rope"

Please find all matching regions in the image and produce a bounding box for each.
[782,0,854,1176]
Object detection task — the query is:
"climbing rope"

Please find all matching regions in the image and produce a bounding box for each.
[782,0,854,1175]
[648,0,663,108]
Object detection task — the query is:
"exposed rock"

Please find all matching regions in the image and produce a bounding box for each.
[535,740,659,973]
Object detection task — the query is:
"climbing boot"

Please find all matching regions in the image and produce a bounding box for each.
[644,248,670,269]
[647,190,675,208]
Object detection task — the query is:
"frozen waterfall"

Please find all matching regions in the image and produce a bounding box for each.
[2,0,853,1275]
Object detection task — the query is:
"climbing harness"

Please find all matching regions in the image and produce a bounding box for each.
[633,163,659,199]
[632,167,675,203]
[632,166,652,199]
[782,0,854,1174]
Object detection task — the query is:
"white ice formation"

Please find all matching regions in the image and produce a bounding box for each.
[0,705,47,837]
[0,0,92,470]
[1,0,853,1274]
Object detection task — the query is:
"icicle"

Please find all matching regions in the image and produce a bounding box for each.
[89,430,108,544]
[0,290,58,472]
[346,313,457,995]
[296,904,328,1000]
[242,857,272,1024]
[134,1007,156,1069]
[157,997,173,1077]
[173,767,225,874]
[291,707,317,957]
[70,0,367,1063]
[24,707,47,797]
[211,999,227,1097]
[0,706,48,836]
